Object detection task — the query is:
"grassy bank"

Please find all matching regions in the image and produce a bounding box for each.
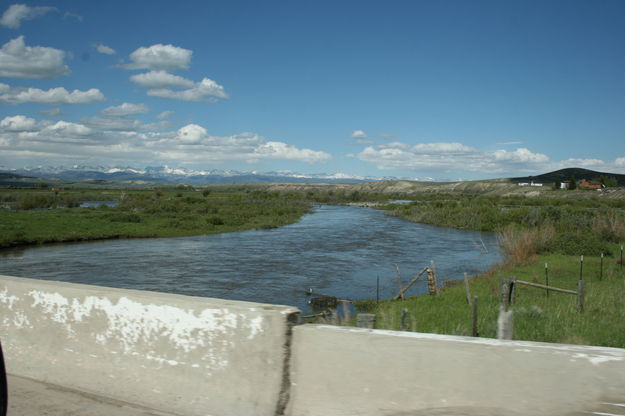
[355,194,625,348]
[358,252,625,348]
[0,187,313,248]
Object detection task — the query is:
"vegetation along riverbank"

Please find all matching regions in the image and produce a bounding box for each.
[353,193,625,348]
[0,184,392,249]
[0,186,317,249]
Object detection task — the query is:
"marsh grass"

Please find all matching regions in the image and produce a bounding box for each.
[363,194,625,348]
[358,251,625,348]
[0,188,313,248]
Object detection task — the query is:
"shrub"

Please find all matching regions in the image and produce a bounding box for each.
[592,210,625,243]
[497,223,555,264]
[206,216,224,225]
[543,231,613,256]
[15,194,54,210]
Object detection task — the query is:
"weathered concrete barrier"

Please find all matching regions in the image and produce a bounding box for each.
[0,275,299,416]
[287,325,625,416]
[3,274,625,416]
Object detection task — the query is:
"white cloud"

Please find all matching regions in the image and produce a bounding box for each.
[351,129,367,138]
[0,4,56,29]
[356,140,551,174]
[255,141,332,163]
[555,158,606,169]
[0,119,331,166]
[493,148,549,164]
[94,44,115,55]
[147,77,228,102]
[0,86,104,105]
[0,115,36,131]
[130,70,194,88]
[0,36,69,79]
[43,120,92,136]
[155,110,174,119]
[176,124,207,144]
[615,157,625,167]
[125,43,192,71]
[412,142,474,153]
[100,102,149,116]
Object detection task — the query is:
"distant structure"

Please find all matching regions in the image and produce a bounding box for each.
[517,181,543,187]
[578,179,604,190]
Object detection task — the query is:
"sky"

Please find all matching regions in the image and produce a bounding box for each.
[0,0,624,180]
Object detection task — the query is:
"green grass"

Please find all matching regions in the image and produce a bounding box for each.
[355,192,625,348]
[0,188,313,248]
[360,252,625,348]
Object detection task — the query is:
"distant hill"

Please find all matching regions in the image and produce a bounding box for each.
[512,168,625,187]
[0,172,40,187]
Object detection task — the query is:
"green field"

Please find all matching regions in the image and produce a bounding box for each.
[0,187,314,248]
[351,194,625,348]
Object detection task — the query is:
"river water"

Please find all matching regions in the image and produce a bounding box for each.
[0,205,502,310]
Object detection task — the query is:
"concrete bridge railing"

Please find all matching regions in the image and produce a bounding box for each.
[2,274,625,415]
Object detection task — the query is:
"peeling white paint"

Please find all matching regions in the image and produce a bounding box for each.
[571,353,625,366]
[20,290,269,371]
[0,287,19,309]
[12,312,31,329]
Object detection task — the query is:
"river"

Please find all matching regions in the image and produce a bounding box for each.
[0,205,502,310]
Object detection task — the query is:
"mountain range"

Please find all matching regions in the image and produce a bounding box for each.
[0,165,427,185]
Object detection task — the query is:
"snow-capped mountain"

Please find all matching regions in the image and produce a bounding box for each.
[0,165,426,184]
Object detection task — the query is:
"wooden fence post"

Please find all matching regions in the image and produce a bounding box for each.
[464,272,472,305]
[471,296,479,337]
[356,313,376,329]
[395,264,404,300]
[400,308,409,331]
[497,305,514,340]
[577,280,586,313]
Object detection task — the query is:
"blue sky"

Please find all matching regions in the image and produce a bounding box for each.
[1,0,624,180]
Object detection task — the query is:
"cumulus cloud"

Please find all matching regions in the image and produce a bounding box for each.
[0,36,69,79]
[351,129,367,138]
[147,77,228,102]
[615,157,625,167]
[0,118,331,166]
[100,102,149,116]
[555,158,606,170]
[355,140,550,174]
[43,120,92,136]
[94,44,115,55]
[124,43,192,71]
[0,4,56,29]
[0,115,37,131]
[0,86,105,105]
[130,70,194,88]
